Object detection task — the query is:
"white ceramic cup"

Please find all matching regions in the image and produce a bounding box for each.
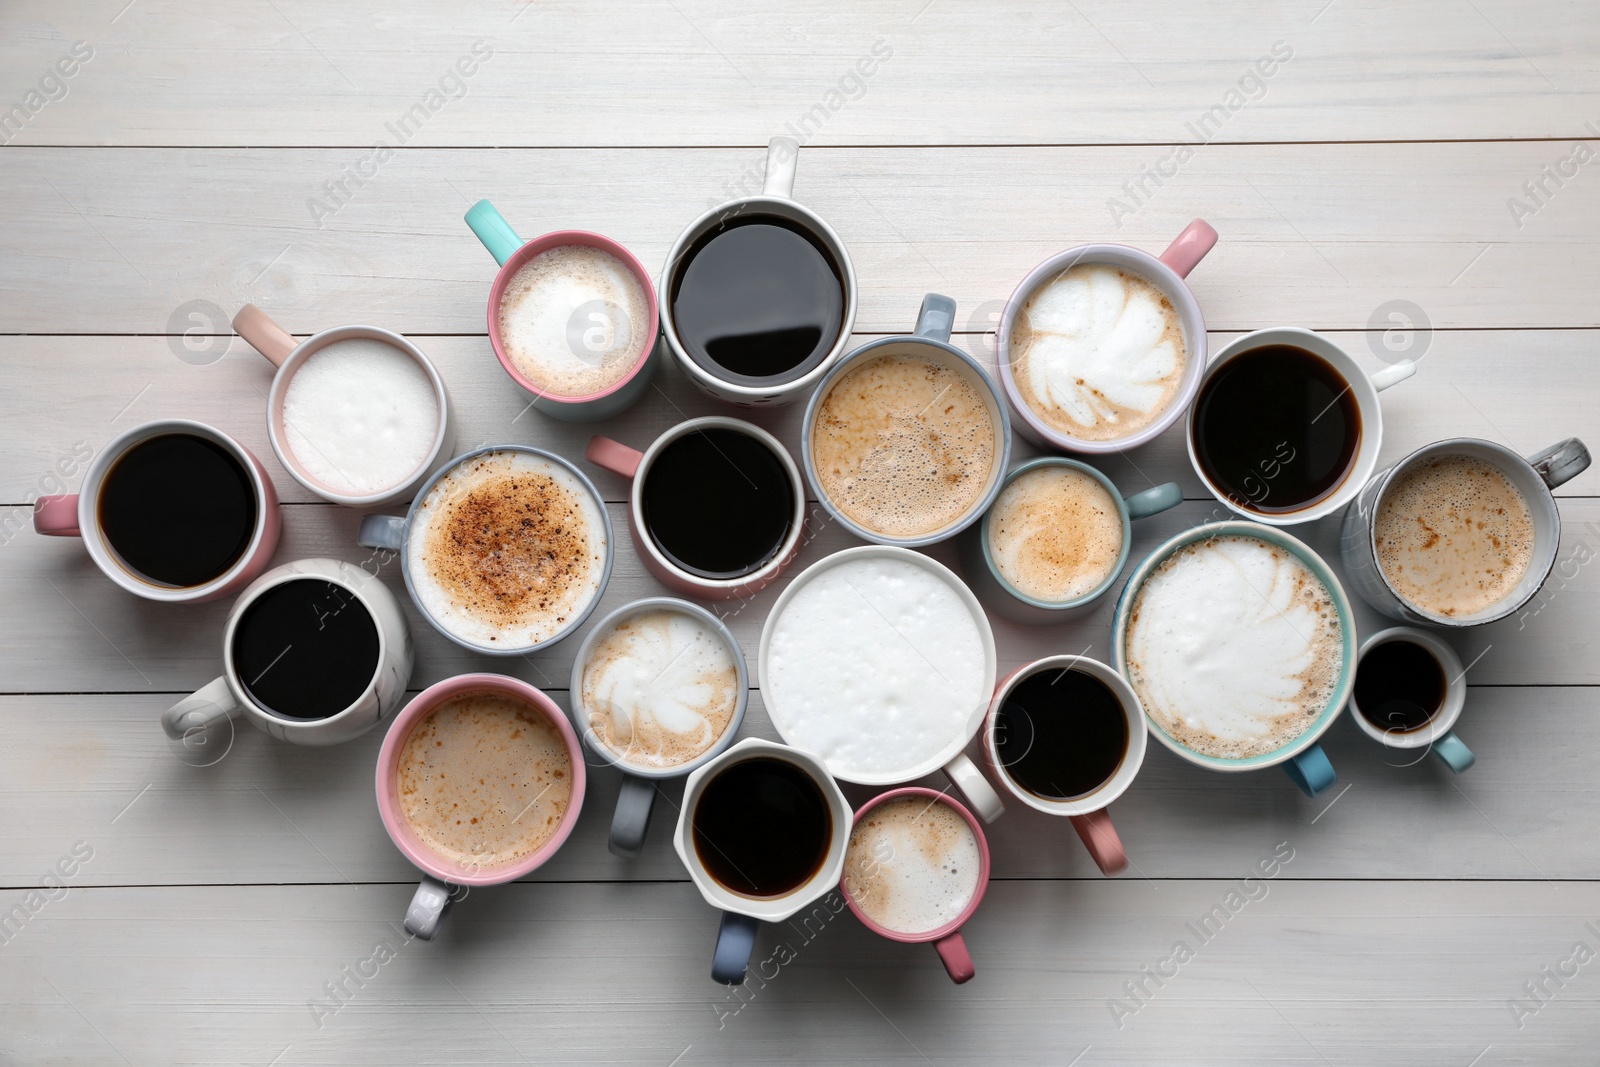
[1348,627,1474,773]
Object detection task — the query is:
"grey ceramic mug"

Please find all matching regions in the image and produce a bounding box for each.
[569,597,749,858]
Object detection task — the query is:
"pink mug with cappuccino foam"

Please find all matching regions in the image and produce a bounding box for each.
[839,787,991,984]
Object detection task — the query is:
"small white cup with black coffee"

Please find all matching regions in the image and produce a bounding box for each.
[1348,627,1473,772]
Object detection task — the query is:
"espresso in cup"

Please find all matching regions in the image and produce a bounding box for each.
[1011,264,1188,443]
[988,464,1122,602]
[233,578,380,720]
[995,667,1128,800]
[842,795,981,936]
[692,756,833,898]
[1353,638,1446,735]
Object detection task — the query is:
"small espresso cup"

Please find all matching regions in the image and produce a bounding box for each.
[1349,627,1473,772]
[33,419,280,604]
[357,445,614,655]
[659,137,859,406]
[569,597,749,857]
[465,199,660,422]
[983,656,1147,875]
[160,558,413,763]
[674,738,852,985]
[957,457,1182,624]
[375,673,586,939]
[997,219,1217,454]
[1339,437,1590,627]
[802,294,1012,547]
[232,304,456,507]
[586,417,807,601]
[839,787,992,984]
[1188,327,1416,525]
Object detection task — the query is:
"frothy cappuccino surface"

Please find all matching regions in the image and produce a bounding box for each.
[409,451,606,650]
[581,609,739,769]
[1013,264,1186,442]
[1125,535,1344,761]
[765,555,989,780]
[282,337,439,495]
[397,693,573,870]
[811,352,998,539]
[989,465,1123,602]
[1374,455,1535,618]
[497,244,650,398]
[844,796,981,935]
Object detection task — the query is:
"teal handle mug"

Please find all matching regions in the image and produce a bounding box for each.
[464,199,660,422]
[1348,627,1474,773]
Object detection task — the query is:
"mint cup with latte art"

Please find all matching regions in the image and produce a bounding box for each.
[1111,522,1357,797]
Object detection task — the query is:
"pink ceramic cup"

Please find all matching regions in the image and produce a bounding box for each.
[585,416,807,601]
[375,673,587,940]
[840,787,991,984]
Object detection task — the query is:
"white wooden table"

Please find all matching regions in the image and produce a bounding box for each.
[3,2,1598,1063]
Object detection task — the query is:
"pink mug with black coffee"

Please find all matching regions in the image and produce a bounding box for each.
[839,787,991,984]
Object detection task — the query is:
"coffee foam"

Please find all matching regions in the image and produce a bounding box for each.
[843,796,980,935]
[282,337,439,495]
[1125,535,1344,761]
[1012,264,1186,442]
[397,692,573,870]
[1374,454,1536,618]
[811,353,999,539]
[765,555,989,779]
[988,465,1123,602]
[497,244,650,398]
[408,451,606,649]
[581,609,740,769]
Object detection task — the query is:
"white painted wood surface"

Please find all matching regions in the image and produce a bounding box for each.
[3,2,1598,1064]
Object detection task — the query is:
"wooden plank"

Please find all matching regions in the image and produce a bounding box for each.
[3,143,1600,336]
[2,1,1597,147]
[1,880,1595,1064]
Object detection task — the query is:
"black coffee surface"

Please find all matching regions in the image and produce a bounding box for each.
[642,428,794,580]
[1354,639,1446,734]
[233,579,381,720]
[693,757,831,898]
[995,668,1128,800]
[1193,345,1361,514]
[98,433,257,587]
[670,216,844,384]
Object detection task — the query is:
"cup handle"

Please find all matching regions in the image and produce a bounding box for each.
[609,775,656,859]
[1069,808,1128,876]
[932,931,976,984]
[160,676,242,763]
[1527,438,1591,489]
[712,911,761,985]
[33,495,81,537]
[1123,481,1183,520]
[942,752,1005,823]
[762,136,799,199]
[585,436,644,479]
[915,293,957,344]
[464,199,524,267]
[1369,361,1417,391]
[1157,219,1218,279]
[357,514,407,552]
[1432,731,1475,773]
[232,304,297,368]
[1282,743,1337,797]
[404,875,453,941]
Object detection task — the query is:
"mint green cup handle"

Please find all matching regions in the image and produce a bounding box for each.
[1124,482,1183,520]
[1432,732,1475,773]
[465,199,524,266]
[1282,743,1336,797]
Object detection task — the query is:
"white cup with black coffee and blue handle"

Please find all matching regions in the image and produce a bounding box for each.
[1349,626,1474,773]
[569,597,749,858]
[159,557,413,763]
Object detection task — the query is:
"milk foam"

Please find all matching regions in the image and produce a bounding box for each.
[1013,264,1186,442]
[408,451,606,649]
[765,556,989,779]
[989,465,1123,601]
[397,693,573,870]
[1125,535,1344,761]
[811,353,999,539]
[844,796,980,935]
[497,244,650,398]
[1374,455,1536,618]
[282,337,439,495]
[581,609,739,769]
